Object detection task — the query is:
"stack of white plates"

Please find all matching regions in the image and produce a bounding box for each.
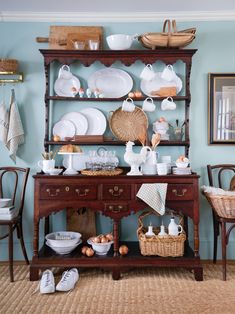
[45,231,82,255]
[172,167,191,175]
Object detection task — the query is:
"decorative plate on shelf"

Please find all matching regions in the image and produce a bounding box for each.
[54,75,81,97]
[109,107,148,141]
[80,108,107,135]
[88,68,133,98]
[140,72,182,97]
[52,120,76,140]
[61,112,88,135]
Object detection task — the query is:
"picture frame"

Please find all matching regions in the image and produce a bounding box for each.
[208,73,235,144]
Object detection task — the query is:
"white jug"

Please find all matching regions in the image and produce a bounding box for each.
[168,217,183,236]
[141,148,157,175]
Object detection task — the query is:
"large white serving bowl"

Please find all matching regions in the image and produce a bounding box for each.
[0,198,11,208]
[106,34,134,50]
[46,239,82,255]
[45,231,81,247]
[87,238,113,255]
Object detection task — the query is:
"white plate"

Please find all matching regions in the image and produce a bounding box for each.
[61,112,88,135]
[52,120,76,140]
[140,72,182,97]
[54,75,81,97]
[80,108,107,135]
[88,68,133,98]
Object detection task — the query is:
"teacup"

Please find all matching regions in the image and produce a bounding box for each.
[142,97,156,112]
[58,65,73,80]
[122,98,135,112]
[140,64,155,81]
[38,159,55,174]
[161,97,177,111]
[161,64,176,82]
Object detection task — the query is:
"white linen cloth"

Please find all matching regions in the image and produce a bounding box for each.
[137,183,168,215]
[0,102,9,145]
[6,90,24,163]
[201,185,235,196]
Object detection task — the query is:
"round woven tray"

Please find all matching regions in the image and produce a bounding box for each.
[0,59,18,72]
[81,168,123,176]
[109,107,148,141]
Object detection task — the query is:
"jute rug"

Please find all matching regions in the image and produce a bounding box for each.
[0,264,235,314]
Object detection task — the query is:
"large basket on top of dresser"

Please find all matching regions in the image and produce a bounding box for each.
[137,210,186,257]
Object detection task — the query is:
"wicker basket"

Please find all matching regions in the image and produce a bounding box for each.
[137,210,186,257]
[203,191,235,219]
[0,59,18,72]
[138,20,196,49]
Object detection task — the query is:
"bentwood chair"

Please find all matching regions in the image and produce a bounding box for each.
[0,167,30,282]
[206,164,235,280]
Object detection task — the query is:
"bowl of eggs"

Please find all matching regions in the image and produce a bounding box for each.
[175,155,189,168]
[87,233,113,255]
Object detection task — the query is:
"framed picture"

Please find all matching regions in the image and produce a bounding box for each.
[208,73,235,144]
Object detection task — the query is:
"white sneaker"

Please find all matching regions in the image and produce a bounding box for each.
[40,269,55,294]
[56,268,79,292]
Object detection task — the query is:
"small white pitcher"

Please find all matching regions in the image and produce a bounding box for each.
[141,147,158,175]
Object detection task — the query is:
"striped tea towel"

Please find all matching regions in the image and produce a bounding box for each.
[137,183,168,215]
[6,90,24,163]
[0,102,9,145]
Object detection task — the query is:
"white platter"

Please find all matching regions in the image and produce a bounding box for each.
[88,68,133,98]
[61,112,88,135]
[80,108,107,135]
[52,120,76,140]
[54,75,81,97]
[140,72,182,97]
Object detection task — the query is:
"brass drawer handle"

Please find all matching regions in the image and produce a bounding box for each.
[46,188,60,197]
[75,188,90,196]
[108,186,124,197]
[65,186,70,192]
[108,205,114,210]
[172,189,187,197]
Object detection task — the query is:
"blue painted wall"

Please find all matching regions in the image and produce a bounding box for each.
[0,20,235,260]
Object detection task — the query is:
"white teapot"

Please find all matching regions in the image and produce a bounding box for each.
[168,216,183,236]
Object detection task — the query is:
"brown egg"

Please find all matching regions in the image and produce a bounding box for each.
[134,90,142,98]
[100,236,108,243]
[53,135,61,142]
[105,233,113,242]
[81,246,89,255]
[93,236,101,243]
[119,245,129,256]
[86,248,95,257]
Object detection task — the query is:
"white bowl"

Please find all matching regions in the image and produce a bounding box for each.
[87,238,113,255]
[45,231,81,247]
[0,198,11,208]
[48,168,63,175]
[175,161,189,168]
[106,34,134,50]
[46,239,81,255]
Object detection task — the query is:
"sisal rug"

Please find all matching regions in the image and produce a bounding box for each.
[0,265,235,314]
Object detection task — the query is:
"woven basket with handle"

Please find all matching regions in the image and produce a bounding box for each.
[137,210,186,257]
[138,19,196,49]
[203,191,235,219]
[0,59,18,72]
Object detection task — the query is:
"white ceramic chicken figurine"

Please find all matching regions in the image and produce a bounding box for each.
[124,141,148,175]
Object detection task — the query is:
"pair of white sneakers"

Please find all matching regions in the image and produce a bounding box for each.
[40,268,79,294]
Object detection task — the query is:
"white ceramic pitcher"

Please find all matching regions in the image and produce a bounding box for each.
[141,147,158,175]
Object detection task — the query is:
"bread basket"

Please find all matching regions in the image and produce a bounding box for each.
[138,20,196,49]
[0,59,18,72]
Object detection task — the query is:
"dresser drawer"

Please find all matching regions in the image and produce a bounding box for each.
[39,184,97,200]
[102,184,131,200]
[167,184,193,200]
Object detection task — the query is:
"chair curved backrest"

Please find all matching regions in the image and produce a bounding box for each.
[207,164,235,190]
[0,167,30,216]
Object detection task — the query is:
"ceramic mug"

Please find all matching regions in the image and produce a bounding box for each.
[140,64,155,81]
[161,97,177,111]
[142,97,156,112]
[122,98,135,112]
[38,159,55,174]
[161,64,176,82]
[156,163,168,175]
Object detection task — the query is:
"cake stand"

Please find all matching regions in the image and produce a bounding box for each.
[58,152,82,175]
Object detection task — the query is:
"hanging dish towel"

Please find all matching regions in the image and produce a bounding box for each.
[136,183,168,215]
[6,89,24,163]
[0,102,9,145]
